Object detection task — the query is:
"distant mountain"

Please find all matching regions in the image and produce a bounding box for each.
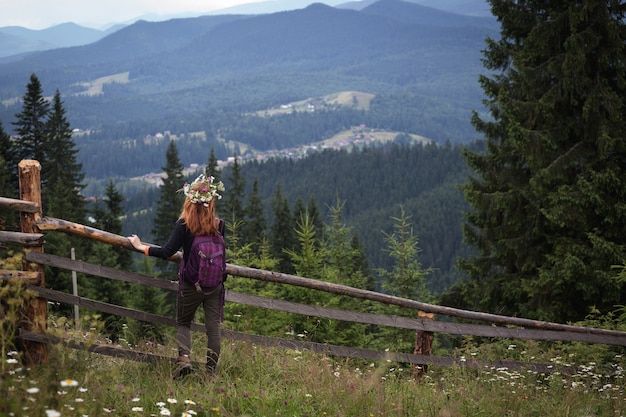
[338,0,491,16]
[0,23,119,58]
[0,0,497,146]
[216,0,492,17]
[361,0,497,27]
[209,0,347,15]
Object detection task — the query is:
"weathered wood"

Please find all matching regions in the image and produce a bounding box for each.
[0,230,45,246]
[414,311,434,378]
[29,286,177,327]
[35,217,181,261]
[25,251,626,346]
[26,251,178,291]
[0,270,41,285]
[20,326,576,376]
[17,159,47,365]
[28,219,626,339]
[19,331,178,365]
[229,264,626,338]
[0,196,40,213]
[228,291,626,345]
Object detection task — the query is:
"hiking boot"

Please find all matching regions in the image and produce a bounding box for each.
[172,355,193,380]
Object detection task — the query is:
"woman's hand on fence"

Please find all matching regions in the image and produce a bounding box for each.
[128,234,143,251]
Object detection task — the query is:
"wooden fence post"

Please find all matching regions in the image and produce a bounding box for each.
[18,160,47,365]
[413,311,434,380]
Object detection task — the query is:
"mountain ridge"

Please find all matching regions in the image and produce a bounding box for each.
[0,0,492,58]
[0,0,497,147]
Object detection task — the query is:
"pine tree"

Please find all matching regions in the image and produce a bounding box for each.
[11,73,49,166]
[224,152,245,225]
[94,180,132,270]
[269,184,296,274]
[152,140,185,275]
[205,147,220,181]
[376,207,431,351]
[43,90,85,223]
[243,177,267,251]
[0,121,17,231]
[453,1,626,323]
[320,199,374,347]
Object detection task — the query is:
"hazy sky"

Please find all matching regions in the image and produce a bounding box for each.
[0,0,267,29]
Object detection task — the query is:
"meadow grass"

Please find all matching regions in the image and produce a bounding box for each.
[2,323,625,417]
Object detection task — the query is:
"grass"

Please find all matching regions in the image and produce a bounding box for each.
[2,322,625,417]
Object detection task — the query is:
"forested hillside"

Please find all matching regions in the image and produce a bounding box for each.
[120,141,477,294]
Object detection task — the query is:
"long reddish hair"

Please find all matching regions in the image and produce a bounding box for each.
[179,190,219,236]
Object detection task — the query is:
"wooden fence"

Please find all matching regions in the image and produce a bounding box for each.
[2,160,626,375]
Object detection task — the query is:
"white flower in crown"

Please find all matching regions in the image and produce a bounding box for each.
[180,174,225,206]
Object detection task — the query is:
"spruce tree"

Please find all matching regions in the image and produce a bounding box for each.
[243,177,267,250]
[11,73,49,166]
[95,180,132,270]
[205,147,220,181]
[453,1,626,323]
[0,122,17,231]
[224,152,245,225]
[43,90,85,223]
[152,140,185,274]
[269,184,296,274]
[376,207,431,351]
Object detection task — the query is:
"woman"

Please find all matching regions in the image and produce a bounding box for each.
[128,173,226,379]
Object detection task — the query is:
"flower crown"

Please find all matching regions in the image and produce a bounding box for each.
[180,174,225,206]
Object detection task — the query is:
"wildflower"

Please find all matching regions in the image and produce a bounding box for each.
[160,408,171,416]
[184,399,196,405]
[132,406,144,412]
[167,398,177,404]
[7,358,18,364]
[156,402,166,407]
[75,398,84,402]
[45,410,61,417]
[61,379,79,387]
[26,387,40,394]
[79,387,88,392]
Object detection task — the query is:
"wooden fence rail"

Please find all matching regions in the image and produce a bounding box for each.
[2,159,626,373]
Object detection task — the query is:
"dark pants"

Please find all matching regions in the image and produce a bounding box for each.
[176,281,223,372]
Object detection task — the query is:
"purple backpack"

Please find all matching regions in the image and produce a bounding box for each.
[180,233,226,291]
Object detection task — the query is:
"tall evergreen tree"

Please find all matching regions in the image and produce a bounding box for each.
[224,152,245,224]
[321,199,374,347]
[243,177,267,250]
[0,121,17,231]
[43,90,85,223]
[152,140,185,274]
[451,1,626,323]
[11,73,49,166]
[205,147,220,181]
[376,207,431,351]
[94,180,132,270]
[269,184,296,274]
